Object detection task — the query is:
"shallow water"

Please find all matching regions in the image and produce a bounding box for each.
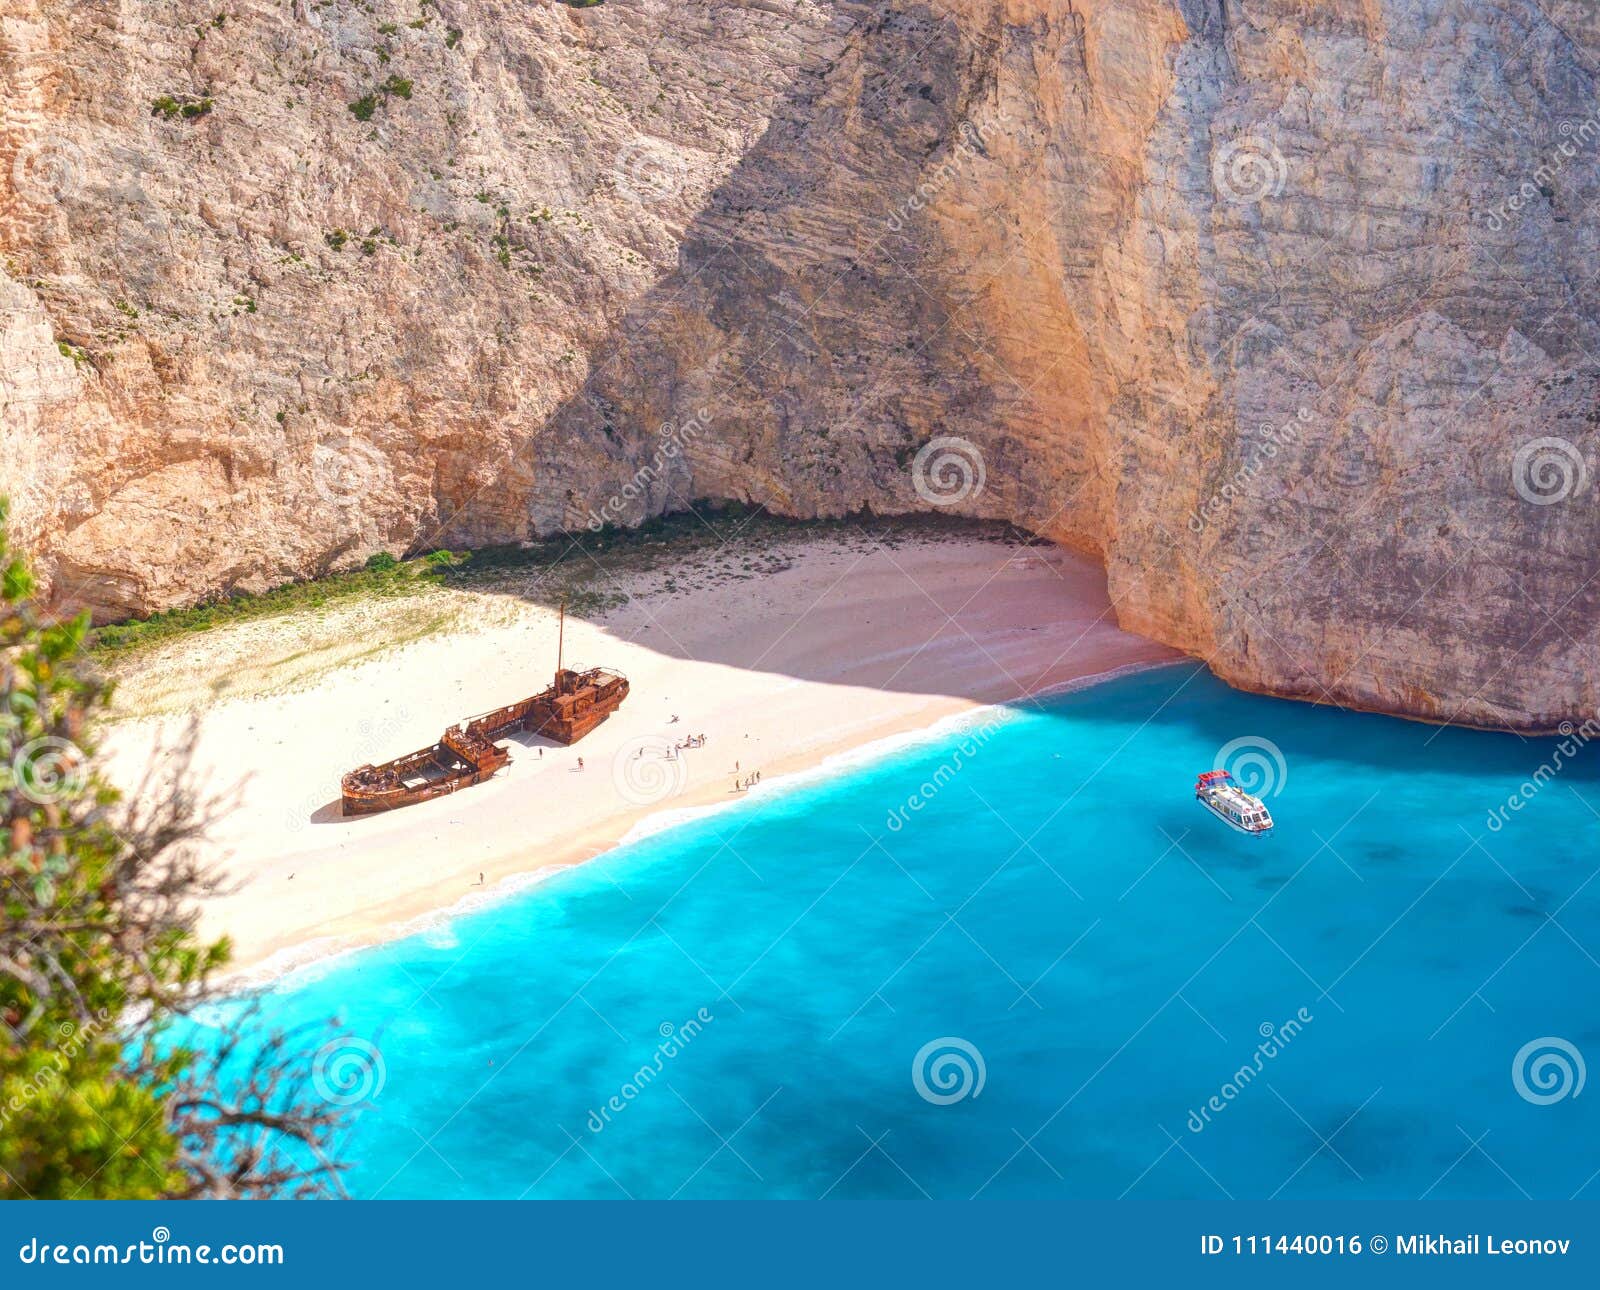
[223,665,1600,1198]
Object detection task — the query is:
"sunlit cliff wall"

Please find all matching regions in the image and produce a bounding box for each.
[3,0,1597,728]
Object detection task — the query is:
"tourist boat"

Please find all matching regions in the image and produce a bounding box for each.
[340,605,628,815]
[1193,770,1273,835]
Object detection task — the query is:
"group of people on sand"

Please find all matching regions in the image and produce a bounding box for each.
[566,725,757,790]
[631,733,707,762]
[662,716,707,756]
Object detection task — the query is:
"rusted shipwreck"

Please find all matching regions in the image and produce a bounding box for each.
[340,611,628,816]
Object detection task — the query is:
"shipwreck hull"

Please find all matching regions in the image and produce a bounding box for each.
[507,669,630,746]
[338,745,497,816]
[340,668,628,815]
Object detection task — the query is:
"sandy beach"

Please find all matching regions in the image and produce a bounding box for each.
[101,530,1179,977]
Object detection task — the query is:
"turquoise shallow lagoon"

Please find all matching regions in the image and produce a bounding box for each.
[226,665,1600,1198]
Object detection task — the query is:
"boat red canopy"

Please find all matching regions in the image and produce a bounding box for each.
[1195,770,1232,784]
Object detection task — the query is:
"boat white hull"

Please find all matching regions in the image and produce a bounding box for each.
[1197,796,1272,836]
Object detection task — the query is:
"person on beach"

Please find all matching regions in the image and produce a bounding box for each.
[577,757,584,771]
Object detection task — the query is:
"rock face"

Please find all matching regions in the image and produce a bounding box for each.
[3,0,1598,729]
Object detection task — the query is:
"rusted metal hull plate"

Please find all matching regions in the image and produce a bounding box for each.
[340,669,628,816]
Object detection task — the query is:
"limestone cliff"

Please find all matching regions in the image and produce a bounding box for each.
[3,0,1597,730]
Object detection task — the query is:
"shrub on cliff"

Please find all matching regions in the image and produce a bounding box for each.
[150,94,213,121]
[348,75,413,124]
[0,504,352,1198]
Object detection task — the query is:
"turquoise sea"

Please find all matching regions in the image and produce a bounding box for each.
[226,665,1600,1199]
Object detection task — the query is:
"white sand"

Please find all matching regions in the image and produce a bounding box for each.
[102,534,1179,976]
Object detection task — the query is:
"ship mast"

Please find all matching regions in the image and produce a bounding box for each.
[556,596,565,677]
